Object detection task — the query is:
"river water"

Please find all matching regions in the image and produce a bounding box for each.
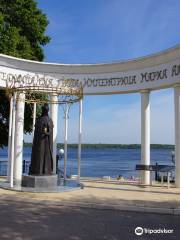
[0,147,174,178]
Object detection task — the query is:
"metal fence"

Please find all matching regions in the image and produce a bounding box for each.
[22,160,31,174]
[0,160,7,176]
[0,160,31,176]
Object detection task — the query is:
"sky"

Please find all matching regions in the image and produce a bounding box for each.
[30,0,180,144]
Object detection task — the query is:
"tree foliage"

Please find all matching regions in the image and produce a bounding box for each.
[0,0,50,147]
[0,0,50,60]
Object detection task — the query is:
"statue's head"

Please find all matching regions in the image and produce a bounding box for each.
[41,103,49,116]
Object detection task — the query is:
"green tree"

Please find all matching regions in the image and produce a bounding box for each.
[0,0,50,148]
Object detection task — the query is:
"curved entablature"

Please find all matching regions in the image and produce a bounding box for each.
[0,45,180,95]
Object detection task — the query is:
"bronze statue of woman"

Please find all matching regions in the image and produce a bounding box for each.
[29,104,54,175]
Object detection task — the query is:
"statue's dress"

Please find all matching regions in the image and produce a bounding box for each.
[29,115,53,175]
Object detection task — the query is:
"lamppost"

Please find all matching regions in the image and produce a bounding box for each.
[56,148,64,176]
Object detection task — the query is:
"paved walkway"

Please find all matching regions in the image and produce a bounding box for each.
[0,178,180,239]
[0,178,180,214]
[0,200,179,240]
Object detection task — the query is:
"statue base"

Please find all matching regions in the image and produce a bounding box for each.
[22,175,58,188]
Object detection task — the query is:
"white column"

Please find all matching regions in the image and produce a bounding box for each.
[50,95,58,174]
[32,102,37,137]
[77,99,83,183]
[141,90,150,185]
[10,93,17,188]
[64,105,69,180]
[7,96,13,180]
[14,92,25,186]
[174,85,180,187]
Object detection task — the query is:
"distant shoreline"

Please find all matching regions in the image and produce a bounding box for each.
[23,143,174,150]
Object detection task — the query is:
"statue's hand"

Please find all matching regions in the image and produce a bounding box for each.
[44,132,50,136]
[42,127,50,135]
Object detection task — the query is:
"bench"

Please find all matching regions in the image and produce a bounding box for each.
[136,164,175,188]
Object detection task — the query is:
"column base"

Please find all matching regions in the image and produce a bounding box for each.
[175,177,180,188]
[140,171,150,185]
[14,179,22,187]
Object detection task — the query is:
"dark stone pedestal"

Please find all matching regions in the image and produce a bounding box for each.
[22,175,58,188]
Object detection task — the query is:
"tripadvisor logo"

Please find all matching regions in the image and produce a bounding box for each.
[135,227,143,236]
[135,227,174,235]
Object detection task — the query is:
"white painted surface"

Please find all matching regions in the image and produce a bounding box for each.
[174,86,180,187]
[10,93,16,188]
[32,102,36,138]
[50,95,58,174]
[64,104,70,180]
[141,91,150,185]
[14,93,25,186]
[77,99,83,183]
[0,46,180,95]
[7,96,13,180]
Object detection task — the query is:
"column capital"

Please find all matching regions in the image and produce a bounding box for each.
[140,89,150,94]
[16,92,25,102]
